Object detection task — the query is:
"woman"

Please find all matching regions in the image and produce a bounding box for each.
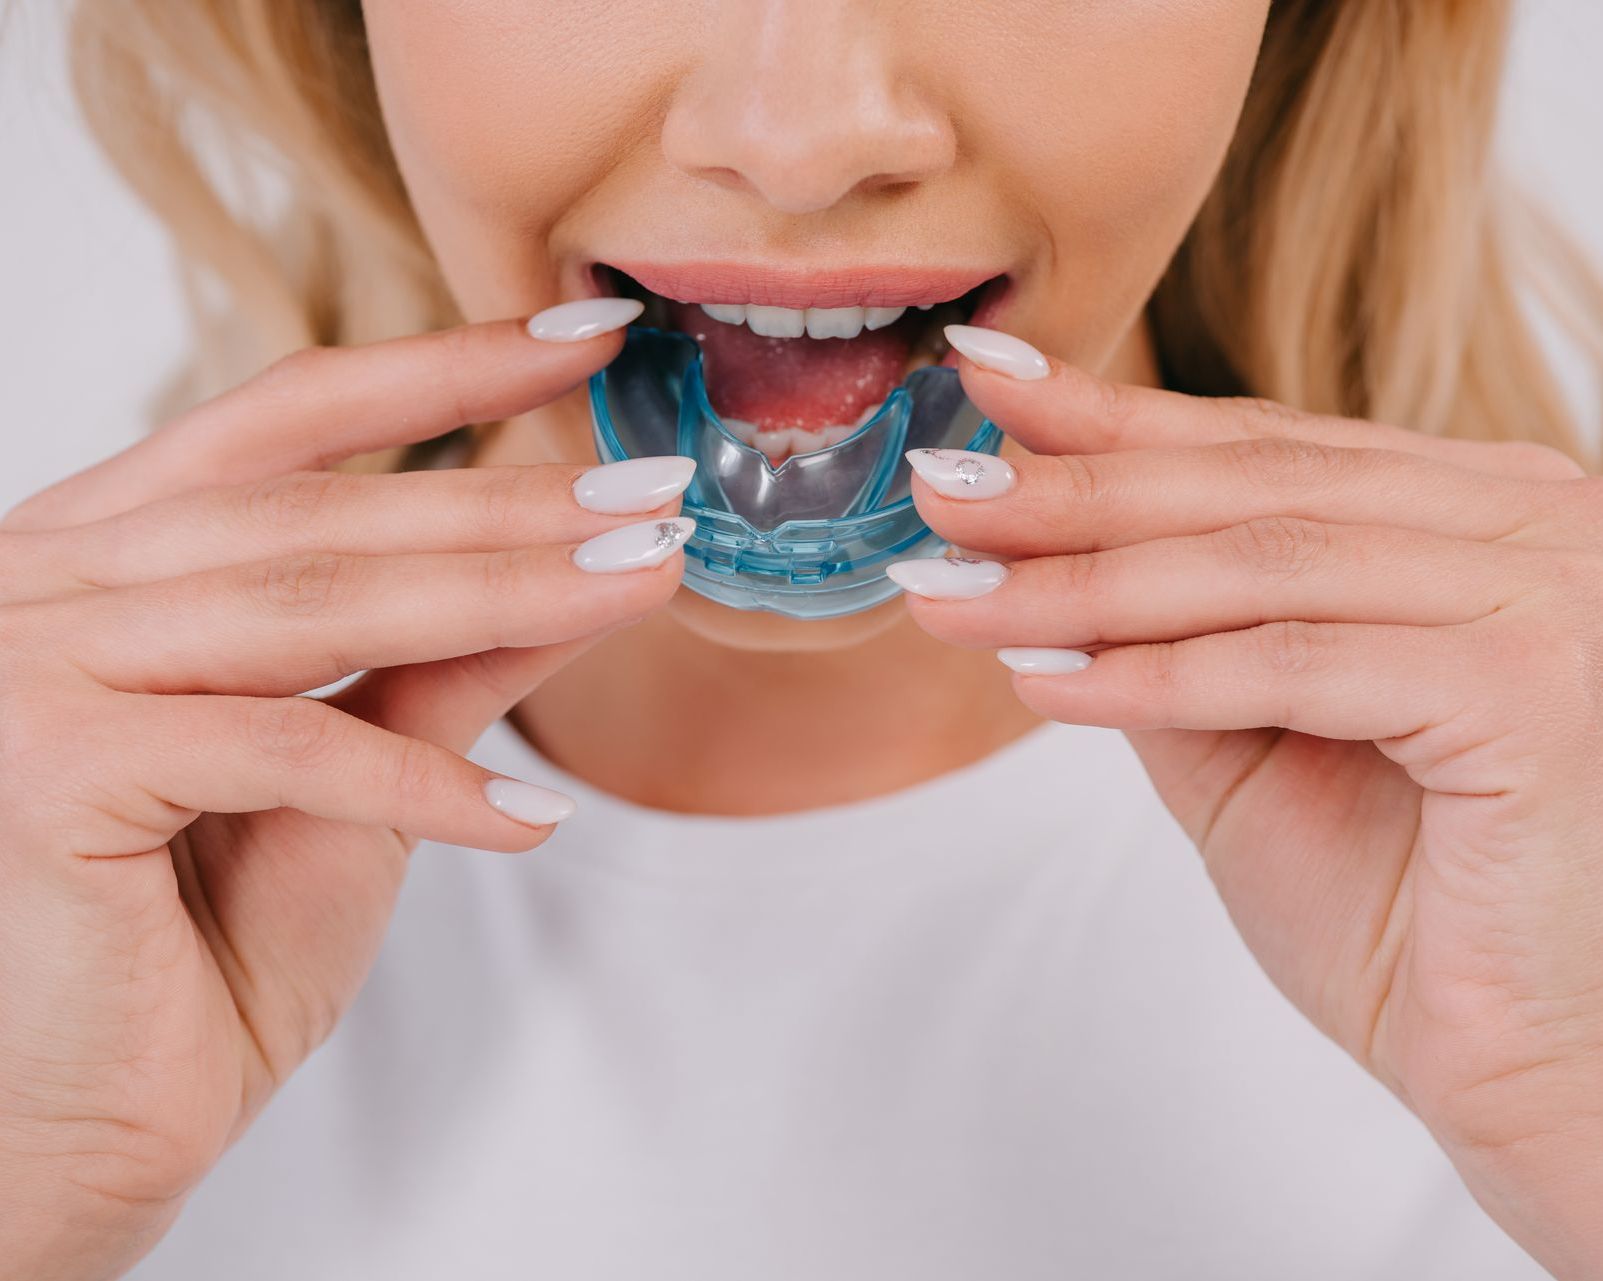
[3,1,1601,1277]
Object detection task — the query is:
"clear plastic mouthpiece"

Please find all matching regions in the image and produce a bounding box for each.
[588,326,1003,619]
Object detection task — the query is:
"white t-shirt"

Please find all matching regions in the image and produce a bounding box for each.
[130,717,1545,1280]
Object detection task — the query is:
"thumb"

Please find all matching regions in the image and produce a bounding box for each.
[330,633,612,757]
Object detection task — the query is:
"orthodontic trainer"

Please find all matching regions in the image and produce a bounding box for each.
[589,326,1004,620]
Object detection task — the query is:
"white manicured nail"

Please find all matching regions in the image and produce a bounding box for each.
[573,516,696,573]
[526,297,644,343]
[997,647,1094,675]
[484,778,577,827]
[904,448,1017,500]
[943,324,1051,380]
[574,456,696,515]
[886,557,1009,600]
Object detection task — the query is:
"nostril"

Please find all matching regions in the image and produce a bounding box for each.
[660,55,956,216]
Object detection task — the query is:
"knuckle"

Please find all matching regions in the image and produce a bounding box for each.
[255,551,349,617]
[242,697,343,770]
[1055,367,1127,449]
[473,467,539,544]
[237,471,344,534]
[1221,435,1337,490]
[1222,395,1307,434]
[1084,371,1137,437]
[385,735,446,802]
[1226,515,1331,581]
[1050,452,1113,510]
[435,324,479,427]
[1053,550,1108,601]
[0,490,56,533]
[1253,619,1329,676]
[255,345,339,397]
[479,545,539,600]
[1136,641,1181,701]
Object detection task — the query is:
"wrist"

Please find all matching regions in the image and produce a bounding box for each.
[1441,1119,1603,1280]
[0,1152,185,1281]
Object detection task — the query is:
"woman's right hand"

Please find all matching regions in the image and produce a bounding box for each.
[0,313,690,1280]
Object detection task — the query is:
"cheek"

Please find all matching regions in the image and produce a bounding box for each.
[362,0,686,313]
[993,4,1266,204]
[955,1,1270,342]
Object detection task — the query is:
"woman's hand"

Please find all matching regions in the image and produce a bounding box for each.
[895,328,1603,1278]
[0,310,692,1280]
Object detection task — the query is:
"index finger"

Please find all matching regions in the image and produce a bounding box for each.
[4,299,643,532]
[950,343,1590,482]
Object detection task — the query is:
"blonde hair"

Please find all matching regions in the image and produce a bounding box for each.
[66,0,1603,468]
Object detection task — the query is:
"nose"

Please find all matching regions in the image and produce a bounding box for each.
[661,0,957,215]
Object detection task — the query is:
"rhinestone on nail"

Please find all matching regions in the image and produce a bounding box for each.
[653,521,687,550]
[953,458,986,486]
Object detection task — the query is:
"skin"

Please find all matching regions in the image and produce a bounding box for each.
[364,0,1268,808]
[1,0,1599,1277]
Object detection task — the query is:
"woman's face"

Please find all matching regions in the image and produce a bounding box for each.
[362,0,1271,649]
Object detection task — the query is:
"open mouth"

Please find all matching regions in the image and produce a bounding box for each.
[592,263,1007,464]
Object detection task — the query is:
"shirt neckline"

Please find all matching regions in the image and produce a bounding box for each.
[469,715,1103,885]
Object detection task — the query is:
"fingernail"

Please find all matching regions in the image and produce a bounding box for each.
[573,516,696,573]
[484,777,577,827]
[943,324,1051,380]
[574,456,697,515]
[526,297,644,343]
[886,556,1009,600]
[904,448,1017,500]
[998,647,1094,675]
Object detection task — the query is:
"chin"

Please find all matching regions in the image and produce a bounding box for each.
[666,584,908,653]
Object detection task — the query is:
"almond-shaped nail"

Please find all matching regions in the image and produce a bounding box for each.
[573,516,696,573]
[484,777,577,827]
[574,456,696,515]
[886,557,1009,600]
[904,448,1017,500]
[526,297,644,343]
[943,324,1051,380]
[998,647,1094,675]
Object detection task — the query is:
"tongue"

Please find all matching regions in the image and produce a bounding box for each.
[666,300,909,433]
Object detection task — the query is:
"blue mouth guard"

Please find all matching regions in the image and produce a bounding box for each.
[588,326,1003,619]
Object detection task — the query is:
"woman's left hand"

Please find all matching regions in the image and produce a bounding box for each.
[896,331,1603,1278]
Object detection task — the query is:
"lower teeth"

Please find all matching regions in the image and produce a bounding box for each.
[721,413,877,461]
[613,274,978,463]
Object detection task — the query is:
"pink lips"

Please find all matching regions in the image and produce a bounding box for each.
[602,261,1001,310]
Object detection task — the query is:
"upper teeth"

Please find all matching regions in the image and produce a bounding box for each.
[700,303,907,340]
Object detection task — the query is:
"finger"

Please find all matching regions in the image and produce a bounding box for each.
[47,519,692,696]
[82,692,576,857]
[955,354,1591,481]
[908,436,1556,560]
[329,634,609,756]
[39,457,695,593]
[3,307,638,532]
[894,520,1523,650]
[999,619,1473,743]
[0,528,84,603]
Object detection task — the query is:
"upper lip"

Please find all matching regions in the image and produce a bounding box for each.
[598,261,1002,310]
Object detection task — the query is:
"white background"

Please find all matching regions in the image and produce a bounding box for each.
[2,2,1600,513]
